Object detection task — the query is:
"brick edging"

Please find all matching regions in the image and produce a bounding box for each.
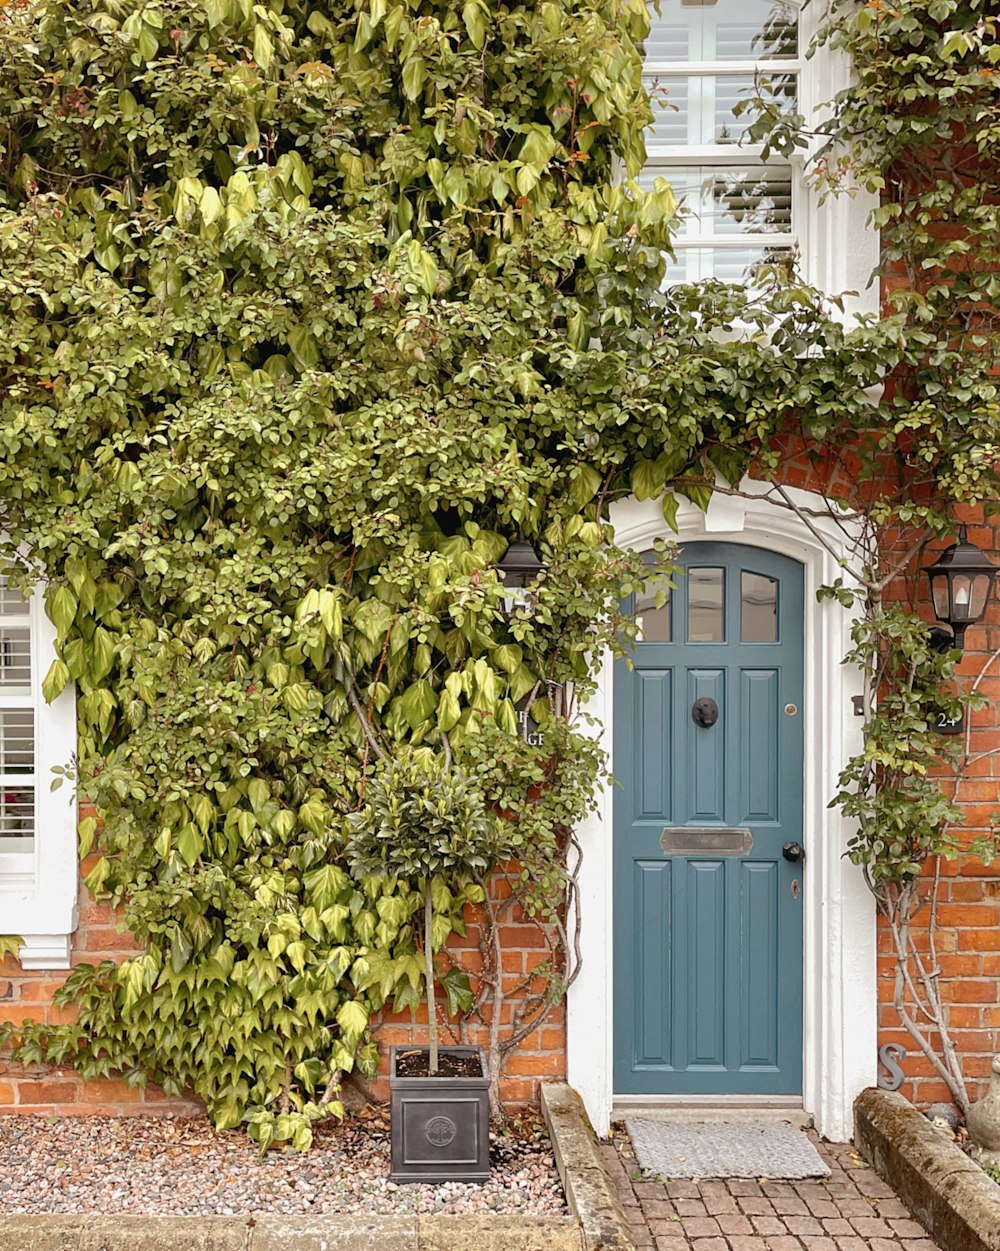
[540,1082,635,1251]
[854,1086,1000,1251]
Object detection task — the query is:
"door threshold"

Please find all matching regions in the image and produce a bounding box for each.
[612,1095,812,1128]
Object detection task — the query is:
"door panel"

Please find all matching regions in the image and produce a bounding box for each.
[688,670,725,821]
[686,860,726,1067]
[613,542,804,1096]
[740,669,779,821]
[634,860,672,1067]
[740,860,779,1067]
[637,672,673,820]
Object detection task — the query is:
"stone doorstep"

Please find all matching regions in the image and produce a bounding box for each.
[0,1079,627,1251]
[854,1087,1000,1251]
[0,1212,585,1250]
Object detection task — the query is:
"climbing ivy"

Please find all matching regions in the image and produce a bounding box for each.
[0,0,998,1142]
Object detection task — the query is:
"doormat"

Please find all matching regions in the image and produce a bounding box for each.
[624,1119,830,1180]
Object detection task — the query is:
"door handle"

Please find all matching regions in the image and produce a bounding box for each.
[782,841,805,864]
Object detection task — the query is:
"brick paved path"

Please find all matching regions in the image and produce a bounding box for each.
[603,1126,941,1251]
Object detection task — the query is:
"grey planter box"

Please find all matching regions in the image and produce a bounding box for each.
[389,1045,490,1183]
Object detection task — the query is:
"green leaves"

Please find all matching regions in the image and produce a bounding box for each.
[3,0,994,1150]
[404,238,438,296]
[397,680,438,731]
[304,864,350,911]
[462,0,487,50]
[90,628,117,683]
[253,24,273,72]
[48,586,77,639]
[336,1000,369,1043]
[401,55,426,101]
[42,659,70,703]
[176,823,204,867]
[440,966,474,1016]
[199,186,223,228]
[631,458,664,502]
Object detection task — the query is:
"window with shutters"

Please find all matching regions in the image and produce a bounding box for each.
[0,573,77,969]
[641,0,878,302]
[0,579,37,860]
[643,0,798,285]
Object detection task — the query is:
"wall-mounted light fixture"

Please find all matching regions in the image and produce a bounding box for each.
[924,525,998,652]
[496,541,545,617]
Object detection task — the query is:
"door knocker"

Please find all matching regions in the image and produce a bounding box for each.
[691,697,719,728]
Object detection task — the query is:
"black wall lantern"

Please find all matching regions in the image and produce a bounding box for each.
[497,541,545,617]
[924,525,998,651]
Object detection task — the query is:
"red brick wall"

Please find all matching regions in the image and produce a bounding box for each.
[3,497,996,1123]
[0,885,199,1116]
[0,861,564,1116]
[751,452,1000,1110]
[875,517,1000,1109]
[359,873,567,1105]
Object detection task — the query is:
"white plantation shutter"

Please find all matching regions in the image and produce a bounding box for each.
[0,573,77,968]
[644,0,800,285]
[0,579,37,856]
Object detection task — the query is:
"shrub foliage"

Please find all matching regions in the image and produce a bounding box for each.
[0,0,998,1140]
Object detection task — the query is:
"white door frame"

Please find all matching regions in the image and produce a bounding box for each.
[567,480,877,1142]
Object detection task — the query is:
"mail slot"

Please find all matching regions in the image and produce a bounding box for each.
[660,827,753,856]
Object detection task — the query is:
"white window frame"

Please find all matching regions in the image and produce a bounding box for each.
[643,0,880,316]
[0,580,78,969]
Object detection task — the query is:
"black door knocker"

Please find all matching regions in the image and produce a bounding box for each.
[691,697,719,728]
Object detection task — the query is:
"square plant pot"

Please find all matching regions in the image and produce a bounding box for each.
[389,1044,490,1183]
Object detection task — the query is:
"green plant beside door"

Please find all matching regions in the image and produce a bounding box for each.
[346,749,508,1179]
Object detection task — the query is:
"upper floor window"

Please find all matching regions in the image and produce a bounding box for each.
[642,0,800,285]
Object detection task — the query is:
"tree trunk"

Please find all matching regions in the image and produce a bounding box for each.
[424,877,438,1075]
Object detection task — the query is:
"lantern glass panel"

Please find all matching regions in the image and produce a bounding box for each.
[931,576,951,621]
[951,573,973,621]
[971,573,992,620]
[502,587,533,616]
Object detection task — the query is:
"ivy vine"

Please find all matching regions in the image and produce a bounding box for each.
[0,0,997,1144]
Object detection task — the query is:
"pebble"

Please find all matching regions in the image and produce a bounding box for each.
[0,1107,567,1217]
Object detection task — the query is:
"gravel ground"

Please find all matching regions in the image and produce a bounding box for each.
[0,1106,567,1217]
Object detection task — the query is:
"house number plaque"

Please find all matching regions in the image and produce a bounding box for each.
[660,828,753,856]
[931,706,964,736]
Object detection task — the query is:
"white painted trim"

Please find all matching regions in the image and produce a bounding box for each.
[18,934,74,971]
[0,587,78,969]
[567,481,877,1142]
[799,1,881,318]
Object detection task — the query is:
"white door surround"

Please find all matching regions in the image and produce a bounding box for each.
[567,480,877,1143]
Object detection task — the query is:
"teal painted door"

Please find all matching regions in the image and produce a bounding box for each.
[613,542,804,1095]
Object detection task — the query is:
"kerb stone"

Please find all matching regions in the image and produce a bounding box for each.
[417,1214,582,1251]
[79,1216,251,1251]
[541,1082,635,1251]
[855,1087,1000,1251]
[0,1215,88,1250]
[251,1214,418,1250]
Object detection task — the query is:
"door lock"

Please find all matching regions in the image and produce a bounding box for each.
[782,841,805,864]
[691,697,719,728]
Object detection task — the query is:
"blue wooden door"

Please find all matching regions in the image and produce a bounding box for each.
[613,543,804,1095]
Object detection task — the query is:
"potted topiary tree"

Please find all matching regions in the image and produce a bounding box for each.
[345,748,509,1183]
